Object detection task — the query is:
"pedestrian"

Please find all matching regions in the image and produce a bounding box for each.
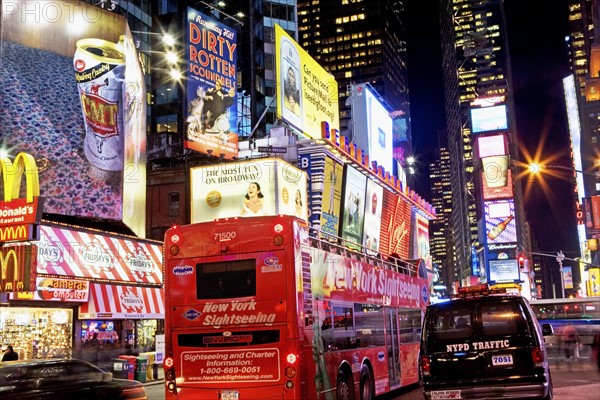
[2,345,19,361]
[88,333,100,364]
[561,325,580,369]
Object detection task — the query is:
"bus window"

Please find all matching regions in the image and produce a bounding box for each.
[321,304,355,350]
[196,259,256,299]
[399,310,422,343]
[355,304,385,347]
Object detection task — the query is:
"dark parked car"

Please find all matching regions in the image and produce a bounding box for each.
[0,358,147,399]
[420,285,553,400]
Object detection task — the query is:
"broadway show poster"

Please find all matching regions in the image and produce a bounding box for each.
[0,1,147,237]
[190,159,307,223]
[340,165,367,251]
[185,7,238,159]
[320,157,344,240]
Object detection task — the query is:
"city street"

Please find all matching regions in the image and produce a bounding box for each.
[143,361,600,400]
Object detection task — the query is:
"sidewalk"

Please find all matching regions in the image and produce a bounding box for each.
[554,383,600,400]
[143,365,164,386]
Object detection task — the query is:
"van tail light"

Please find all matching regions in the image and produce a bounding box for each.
[531,346,545,367]
[420,355,431,377]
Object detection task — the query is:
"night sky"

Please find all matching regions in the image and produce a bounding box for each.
[405,0,579,256]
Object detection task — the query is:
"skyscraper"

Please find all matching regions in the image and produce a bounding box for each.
[439,0,529,291]
[297,0,413,175]
[429,141,454,288]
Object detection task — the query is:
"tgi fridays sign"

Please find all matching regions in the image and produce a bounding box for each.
[36,225,162,284]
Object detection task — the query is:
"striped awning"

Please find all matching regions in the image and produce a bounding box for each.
[78,283,164,319]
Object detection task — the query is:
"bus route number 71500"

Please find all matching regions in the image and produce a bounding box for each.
[214,231,237,242]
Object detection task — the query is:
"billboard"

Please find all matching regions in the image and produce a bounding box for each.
[185,7,238,159]
[190,159,308,223]
[379,190,412,259]
[0,243,37,293]
[362,180,383,254]
[275,25,340,138]
[477,134,506,158]
[489,259,520,283]
[350,84,394,174]
[482,170,514,200]
[0,0,147,237]
[471,104,508,134]
[340,165,367,251]
[562,266,574,289]
[484,200,517,244]
[320,157,344,239]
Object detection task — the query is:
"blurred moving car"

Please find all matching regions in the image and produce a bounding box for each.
[420,284,554,400]
[0,358,147,399]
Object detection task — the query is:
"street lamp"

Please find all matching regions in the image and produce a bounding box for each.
[527,162,585,177]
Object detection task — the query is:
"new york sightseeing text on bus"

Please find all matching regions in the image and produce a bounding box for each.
[163,215,430,400]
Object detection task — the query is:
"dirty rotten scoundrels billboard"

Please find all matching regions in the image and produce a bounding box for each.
[185,7,238,159]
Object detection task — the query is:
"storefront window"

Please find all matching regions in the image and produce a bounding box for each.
[0,307,73,360]
[136,320,157,352]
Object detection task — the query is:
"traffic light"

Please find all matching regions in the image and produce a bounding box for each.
[518,254,526,270]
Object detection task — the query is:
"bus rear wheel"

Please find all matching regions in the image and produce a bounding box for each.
[359,366,374,400]
[337,370,355,400]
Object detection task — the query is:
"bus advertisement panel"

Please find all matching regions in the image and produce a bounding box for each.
[163,215,427,399]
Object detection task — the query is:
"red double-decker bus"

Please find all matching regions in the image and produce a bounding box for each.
[163,215,429,400]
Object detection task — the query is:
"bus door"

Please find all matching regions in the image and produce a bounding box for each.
[385,307,401,387]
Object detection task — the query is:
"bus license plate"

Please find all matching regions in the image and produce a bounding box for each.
[221,390,239,400]
[431,390,461,399]
[492,354,513,366]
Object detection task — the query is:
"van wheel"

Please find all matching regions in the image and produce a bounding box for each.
[359,366,374,400]
[337,370,354,400]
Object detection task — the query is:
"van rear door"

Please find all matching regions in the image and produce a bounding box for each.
[423,298,538,383]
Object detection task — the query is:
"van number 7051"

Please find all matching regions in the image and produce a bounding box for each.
[491,355,513,366]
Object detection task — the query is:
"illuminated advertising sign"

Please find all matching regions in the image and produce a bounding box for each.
[320,157,344,239]
[484,200,517,244]
[275,25,340,138]
[363,180,383,254]
[471,104,508,134]
[562,266,574,289]
[0,244,37,293]
[489,259,520,283]
[477,134,506,158]
[0,152,43,242]
[1,1,147,237]
[340,165,367,251]
[12,277,89,302]
[190,159,308,223]
[482,170,514,200]
[415,213,432,271]
[185,7,238,159]
[380,190,412,259]
[350,84,394,174]
[36,225,163,284]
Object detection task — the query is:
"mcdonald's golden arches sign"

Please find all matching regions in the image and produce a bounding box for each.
[0,151,43,242]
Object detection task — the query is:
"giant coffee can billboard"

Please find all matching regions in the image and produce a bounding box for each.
[0,1,147,237]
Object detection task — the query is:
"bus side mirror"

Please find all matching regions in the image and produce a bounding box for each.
[541,323,554,336]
